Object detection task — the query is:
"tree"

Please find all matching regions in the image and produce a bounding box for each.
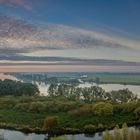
[110,89,137,103]
[93,102,113,116]
[84,124,96,133]
[81,86,105,102]
[0,79,39,96]
[134,107,140,120]
[48,84,58,97]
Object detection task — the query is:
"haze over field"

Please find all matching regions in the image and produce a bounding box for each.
[0,0,140,72]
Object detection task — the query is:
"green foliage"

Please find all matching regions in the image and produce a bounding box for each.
[114,102,137,113]
[0,79,39,96]
[113,125,121,140]
[93,102,113,116]
[134,107,140,119]
[109,89,137,103]
[50,136,76,140]
[48,84,106,102]
[0,89,139,136]
[15,103,29,111]
[84,124,96,133]
[68,104,92,118]
[98,123,104,130]
[43,116,59,130]
[29,102,46,112]
[102,130,110,140]
[48,84,137,103]
[68,109,81,118]
[122,123,129,140]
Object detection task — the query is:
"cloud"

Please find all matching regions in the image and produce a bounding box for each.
[0,15,140,63]
[1,56,140,66]
[0,0,32,10]
[0,15,35,37]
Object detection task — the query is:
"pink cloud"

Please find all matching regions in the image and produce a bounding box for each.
[0,0,32,10]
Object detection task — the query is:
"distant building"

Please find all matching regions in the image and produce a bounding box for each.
[80,75,88,78]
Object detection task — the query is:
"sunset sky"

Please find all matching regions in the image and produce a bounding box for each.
[0,0,140,72]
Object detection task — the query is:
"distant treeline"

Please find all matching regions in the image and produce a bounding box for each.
[10,73,80,85]
[48,84,137,103]
[0,79,39,96]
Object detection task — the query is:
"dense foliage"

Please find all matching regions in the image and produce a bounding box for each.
[0,94,140,134]
[0,79,39,96]
[0,80,139,135]
[48,84,137,103]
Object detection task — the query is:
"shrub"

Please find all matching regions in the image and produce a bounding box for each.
[43,116,59,131]
[93,102,113,116]
[84,124,96,133]
[134,107,140,119]
[68,109,81,118]
[15,103,29,111]
[98,123,104,130]
[68,104,92,118]
[29,102,46,112]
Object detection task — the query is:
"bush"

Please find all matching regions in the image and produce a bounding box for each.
[68,109,81,118]
[84,124,96,133]
[113,102,137,114]
[29,102,46,112]
[93,102,113,116]
[68,104,92,118]
[15,103,29,111]
[43,116,59,131]
[98,123,104,130]
[134,107,140,119]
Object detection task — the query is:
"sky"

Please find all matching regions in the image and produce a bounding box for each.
[0,0,140,72]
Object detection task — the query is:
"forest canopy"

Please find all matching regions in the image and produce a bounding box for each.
[0,79,39,96]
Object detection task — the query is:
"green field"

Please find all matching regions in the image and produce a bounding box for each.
[83,73,140,85]
[11,72,140,85]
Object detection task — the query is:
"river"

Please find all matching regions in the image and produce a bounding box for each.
[0,73,140,139]
[0,73,140,97]
[0,129,100,140]
[0,126,140,140]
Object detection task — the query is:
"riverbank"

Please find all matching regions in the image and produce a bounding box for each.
[0,106,140,136]
[0,120,140,135]
[0,86,139,136]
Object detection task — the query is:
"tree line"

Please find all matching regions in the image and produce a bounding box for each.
[48,84,137,103]
[0,79,39,96]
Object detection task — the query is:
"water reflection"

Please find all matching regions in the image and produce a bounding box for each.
[0,129,46,140]
[0,127,140,140]
[0,73,140,97]
[101,126,140,140]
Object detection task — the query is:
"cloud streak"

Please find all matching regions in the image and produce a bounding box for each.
[1,15,140,51]
[0,0,32,10]
[0,15,140,65]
